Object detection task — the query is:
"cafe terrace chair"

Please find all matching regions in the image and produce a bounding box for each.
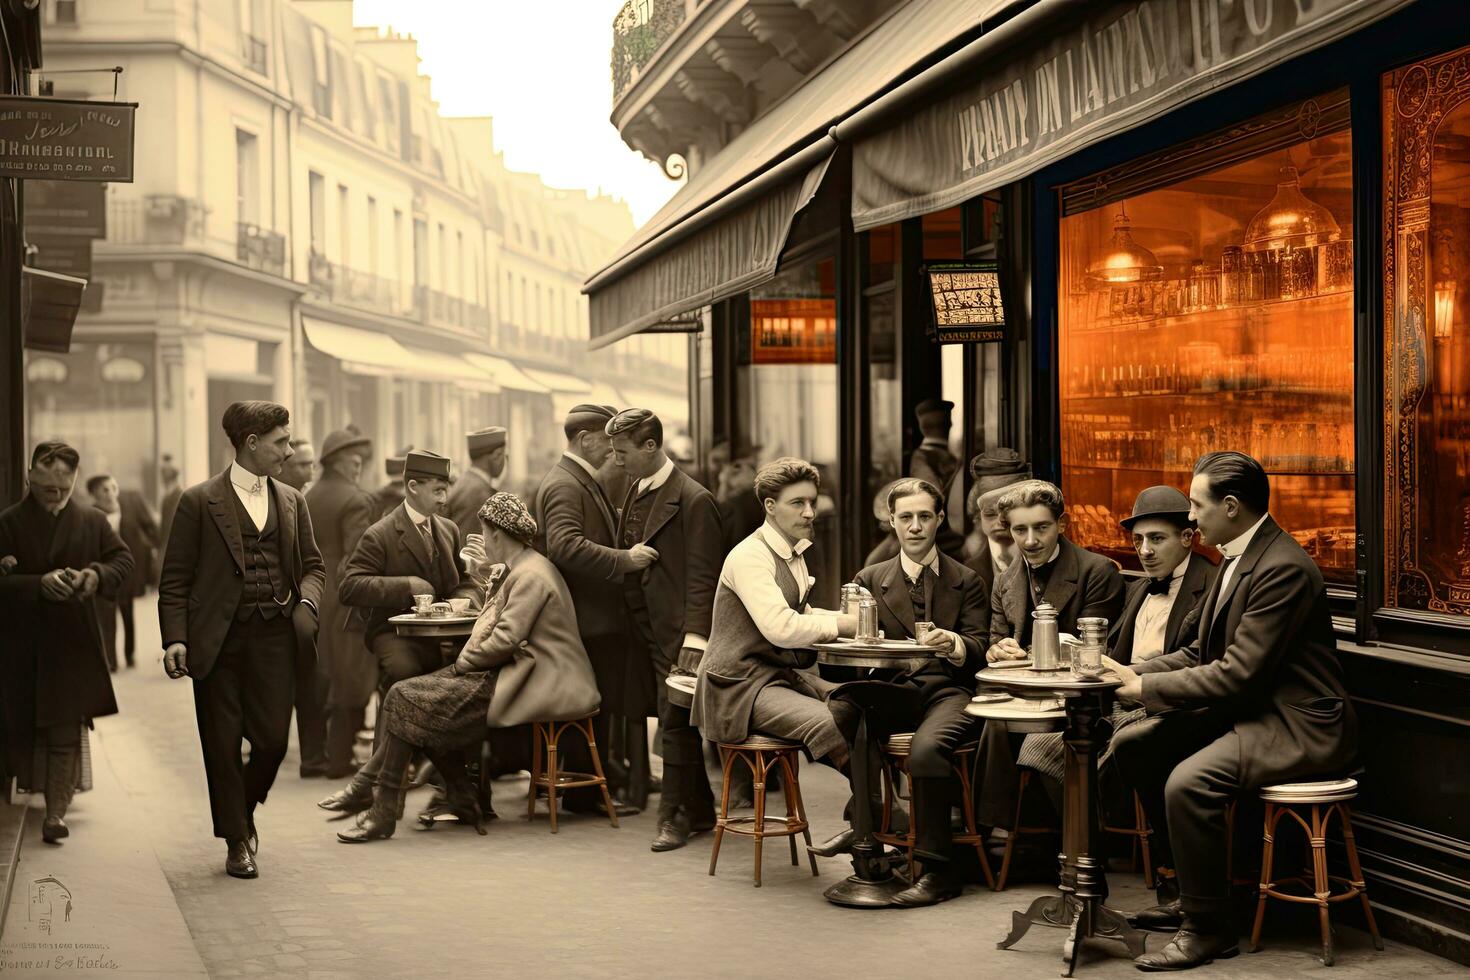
[1102,789,1156,888]
[995,767,1062,891]
[1248,775,1384,967]
[877,734,996,889]
[525,711,620,834]
[708,734,818,887]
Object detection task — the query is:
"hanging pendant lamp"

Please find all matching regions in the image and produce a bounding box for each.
[1243,166,1341,253]
[1086,201,1163,285]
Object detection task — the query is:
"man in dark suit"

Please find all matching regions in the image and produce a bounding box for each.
[317,450,478,816]
[304,429,374,779]
[607,408,723,852]
[87,475,160,670]
[447,427,505,539]
[907,398,959,496]
[976,478,1126,830]
[534,404,652,815]
[371,448,409,521]
[159,402,325,879]
[841,478,991,906]
[1109,453,1357,970]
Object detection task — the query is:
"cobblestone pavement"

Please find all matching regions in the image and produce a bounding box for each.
[2,596,1462,979]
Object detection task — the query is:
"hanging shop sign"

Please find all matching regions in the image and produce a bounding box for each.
[925,260,1006,343]
[25,179,105,278]
[0,96,137,181]
[851,0,1408,230]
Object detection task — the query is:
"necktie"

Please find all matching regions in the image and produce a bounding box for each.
[418,521,436,561]
[1146,576,1172,596]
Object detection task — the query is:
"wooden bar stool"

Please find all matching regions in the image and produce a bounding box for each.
[1249,777,1384,967]
[526,712,619,834]
[876,733,996,889]
[708,734,817,887]
[995,767,1061,891]
[1102,789,1156,888]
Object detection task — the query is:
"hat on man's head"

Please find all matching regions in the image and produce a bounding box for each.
[320,429,372,464]
[477,491,537,546]
[565,403,615,433]
[969,447,1030,496]
[605,407,657,437]
[385,445,412,478]
[915,398,954,417]
[403,450,451,483]
[1120,486,1195,531]
[466,426,507,456]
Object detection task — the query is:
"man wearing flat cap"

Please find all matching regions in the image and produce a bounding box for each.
[371,448,410,522]
[319,449,481,817]
[607,407,724,851]
[448,427,507,540]
[534,404,652,815]
[305,430,375,779]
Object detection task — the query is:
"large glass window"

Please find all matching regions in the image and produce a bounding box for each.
[740,250,839,607]
[1059,115,1355,584]
[1384,46,1470,617]
[864,225,900,558]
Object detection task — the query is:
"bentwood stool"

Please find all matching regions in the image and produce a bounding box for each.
[1249,777,1384,966]
[876,734,996,889]
[995,767,1062,891]
[526,711,619,834]
[1102,790,1156,888]
[709,734,817,887]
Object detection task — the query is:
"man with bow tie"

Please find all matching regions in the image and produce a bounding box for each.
[158,402,325,879]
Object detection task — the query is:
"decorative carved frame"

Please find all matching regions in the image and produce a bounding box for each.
[1382,44,1470,616]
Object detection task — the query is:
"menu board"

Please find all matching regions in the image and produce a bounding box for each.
[925,260,1006,343]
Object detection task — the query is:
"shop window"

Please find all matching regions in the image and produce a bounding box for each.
[1059,96,1355,584]
[864,225,901,557]
[1383,45,1470,618]
[740,250,840,607]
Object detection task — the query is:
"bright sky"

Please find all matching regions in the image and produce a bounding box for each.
[352,0,682,227]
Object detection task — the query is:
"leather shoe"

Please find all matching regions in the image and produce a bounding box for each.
[650,818,691,852]
[1129,899,1184,932]
[225,839,258,879]
[337,811,396,843]
[807,827,857,857]
[317,783,373,815]
[1134,925,1239,971]
[41,816,68,844]
[892,869,964,907]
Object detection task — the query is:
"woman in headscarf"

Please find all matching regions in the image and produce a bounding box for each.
[338,492,601,843]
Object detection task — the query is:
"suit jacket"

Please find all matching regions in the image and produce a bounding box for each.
[447,465,496,540]
[338,502,476,642]
[855,551,990,700]
[157,469,325,679]
[371,481,405,522]
[718,490,765,556]
[454,550,600,727]
[116,490,160,594]
[1133,517,1357,789]
[618,465,722,660]
[159,485,182,551]
[305,472,373,636]
[964,547,1001,598]
[1109,552,1212,665]
[988,536,1126,648]
[534,455,630,639]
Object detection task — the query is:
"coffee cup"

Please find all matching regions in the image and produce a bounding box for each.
[448,597,472,616]
[412,593,433,617]
[429,601,452,618]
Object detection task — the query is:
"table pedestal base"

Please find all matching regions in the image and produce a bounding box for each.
[999,893,1147,976]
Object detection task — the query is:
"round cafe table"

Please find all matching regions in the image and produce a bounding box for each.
[970,665,1148,976]
[812,638,936,908]
[389,612,477,663]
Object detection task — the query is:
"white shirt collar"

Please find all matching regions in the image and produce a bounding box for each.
[637,457,676,495]
[404,500,433,526]
[563,451,600,480]
[899,546,940,582]
[757,521,811,560]
[1217,513,1270,560]
[230,461,265,493]
[1025,542,1061,569]
[1167,555,1190,582]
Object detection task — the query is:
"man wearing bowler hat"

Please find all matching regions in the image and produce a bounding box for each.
[305,429,375,779]
[318,449,480,816]
[448,427,507,539]
[371,448,410,522]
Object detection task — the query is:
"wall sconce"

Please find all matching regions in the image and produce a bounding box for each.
[1435,280,1456,339]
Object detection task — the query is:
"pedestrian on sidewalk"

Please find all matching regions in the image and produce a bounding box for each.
[0,441,133,845]
[158,401,325,880]
[87,474,159,670]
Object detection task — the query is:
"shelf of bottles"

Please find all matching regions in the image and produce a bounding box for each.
[1058,138,1356,585]
[751,297,837,365]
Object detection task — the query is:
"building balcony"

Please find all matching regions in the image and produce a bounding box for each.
[610,0,891,170]
[237,223,286,277]
[107,195,209,247]
[308,252,417,318]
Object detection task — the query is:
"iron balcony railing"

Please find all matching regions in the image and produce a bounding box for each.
[612,0,690,102]
[237,223,285,276]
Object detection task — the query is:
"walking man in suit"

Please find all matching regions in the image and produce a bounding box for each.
[159,402,325,879]
[838,477,991,906]
[607,408,723,852]
[317,450,478,816]
[447,427,506,539]
[304,429,375,779]
[1108,453,1357,970]
[534,404,652,815]
[87,474,160,670]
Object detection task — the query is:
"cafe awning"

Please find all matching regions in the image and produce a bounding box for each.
[843,0,1414,230]
[463,353,552,394]
[585,0,1008,349]
[303,317,496,389]
[521,367,592,394]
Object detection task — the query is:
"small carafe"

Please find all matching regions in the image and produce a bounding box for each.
[1031,601,1061,670]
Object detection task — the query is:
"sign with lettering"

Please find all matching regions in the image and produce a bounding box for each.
[0,97,136,182]
[851,0,1407,230]
[925,261,1006,343]
[25,180,105,280]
